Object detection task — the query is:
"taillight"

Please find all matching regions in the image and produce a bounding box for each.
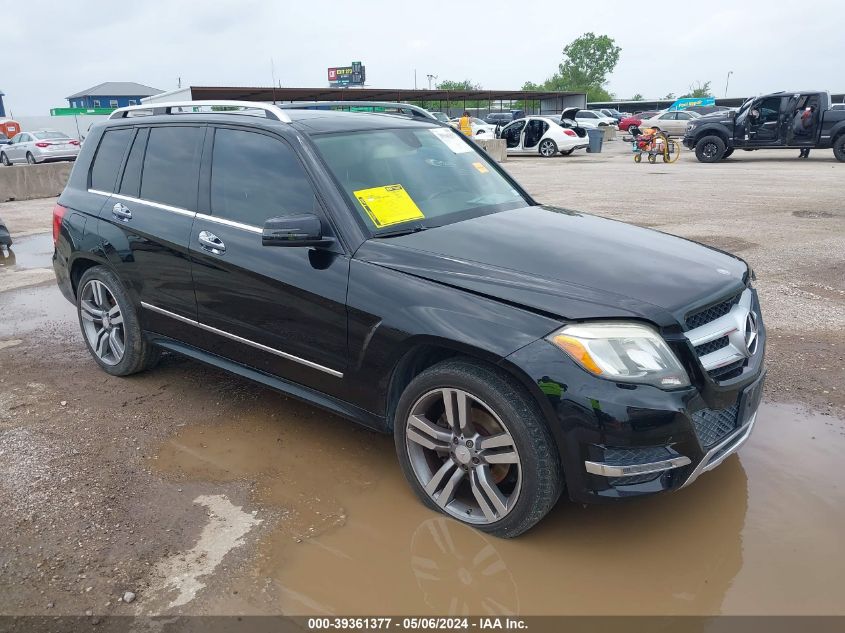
[563,129,577,137]
[70,140,80,146]
[52,204,67,245]
[35,142,50,148]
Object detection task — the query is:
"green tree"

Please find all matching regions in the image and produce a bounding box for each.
[435,79,482,91]
[520,33,621,102]
[663,92,676,100]
[681,81,713,98]
[631,93,644,101]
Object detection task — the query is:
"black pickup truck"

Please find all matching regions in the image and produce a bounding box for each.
[683,91,845,162]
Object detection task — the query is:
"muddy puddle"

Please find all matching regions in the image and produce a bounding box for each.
[152,400,845,616]
[0,233,53,272]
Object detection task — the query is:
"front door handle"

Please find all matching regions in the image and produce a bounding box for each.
[112,202,132,221]
[198,230,226,254]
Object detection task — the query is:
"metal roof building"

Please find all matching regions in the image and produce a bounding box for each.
[142,86,587,116]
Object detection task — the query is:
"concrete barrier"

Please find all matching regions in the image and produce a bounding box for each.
[602,126,617,142]
[474,138,507,162]
[0,162,73,202]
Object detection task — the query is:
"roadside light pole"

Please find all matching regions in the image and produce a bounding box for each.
[725,71,733,98]
[426,74,438,90]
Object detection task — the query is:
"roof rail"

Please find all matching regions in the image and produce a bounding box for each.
[109,100,292,123]
[279,101,436,120]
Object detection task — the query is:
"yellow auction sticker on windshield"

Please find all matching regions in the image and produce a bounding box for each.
[353,184,425,228]
[472,161,489,173]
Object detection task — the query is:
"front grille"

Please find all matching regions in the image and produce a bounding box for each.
[685,294,741,330]
[694,335,730,357]
[692,402,739,447]
[708,359,745,381]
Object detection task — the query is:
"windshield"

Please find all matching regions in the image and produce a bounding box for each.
[430,112,449,123]
[313,127,530,233]
[33,131,70,140]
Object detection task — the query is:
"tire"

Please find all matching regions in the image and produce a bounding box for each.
[695,135,726,162]
[0,152,9,166]
[722,148,734,159]
[833,135,845,162]
[561,148,574,156]
[538,139,558,157]
[634,154,642,163]
[648,153,657,164]
[394,359,562,538]
[76,266,161,377]
[26,152,37,165]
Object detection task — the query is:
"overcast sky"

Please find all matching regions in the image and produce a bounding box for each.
[3,0,844,115]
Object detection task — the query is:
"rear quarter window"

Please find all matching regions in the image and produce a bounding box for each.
[90,128,133,192]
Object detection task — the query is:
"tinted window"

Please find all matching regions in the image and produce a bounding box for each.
[140,126,204,210]
[210,128,315,226]
[119,128,148,197]
[90,128,133,192]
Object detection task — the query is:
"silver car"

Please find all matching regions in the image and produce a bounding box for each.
[0,130,81,165]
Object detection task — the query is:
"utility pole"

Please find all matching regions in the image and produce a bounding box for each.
[725,71,733,98]
[426,74,438,90]
[414,69,417,90]
[270,58,278,104]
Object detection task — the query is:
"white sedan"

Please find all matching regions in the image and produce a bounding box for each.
[498,116,588,157]
[638,110,701,136]
[449,117,497,139]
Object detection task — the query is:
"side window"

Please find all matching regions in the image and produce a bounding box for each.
[660,113,676,120]
[19,133,31,142]
[118,128,149,197]
[210,128,316,227]
[93,100,101,108]
[677,112,692,120]
[90,128,133,192]
[109,100,118,108]
[757,97,781,123]
[140,126,205,210]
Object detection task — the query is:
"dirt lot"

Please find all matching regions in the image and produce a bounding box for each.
[1,144,844,620]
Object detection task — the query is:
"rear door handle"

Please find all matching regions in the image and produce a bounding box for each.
[112,202,132,221]
[198,230,226,254]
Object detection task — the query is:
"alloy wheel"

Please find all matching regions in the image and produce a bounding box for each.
[539,140,555,157]
[26,153,36,165]
[405,388,522,525]
[702,142,718,159]
[79,279,126,366]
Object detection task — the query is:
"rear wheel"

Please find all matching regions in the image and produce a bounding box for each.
[394,359,562,538]
[833,135,845,162]
[695,135,726,162]
[538,139,558,157]
[76,266,160,376]
[26,152,36,165]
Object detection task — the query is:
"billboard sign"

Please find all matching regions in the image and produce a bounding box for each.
[328,61,366,87]
[669,97,716,111]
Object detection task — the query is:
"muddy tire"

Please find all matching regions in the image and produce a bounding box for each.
[833,135,845,162]
[695,135,726,162]
[76,266,160,377]
[394,359,562,538]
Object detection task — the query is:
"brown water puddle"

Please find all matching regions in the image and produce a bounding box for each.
[153,400,845,616]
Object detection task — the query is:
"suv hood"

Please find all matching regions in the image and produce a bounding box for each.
[355,206,748,327]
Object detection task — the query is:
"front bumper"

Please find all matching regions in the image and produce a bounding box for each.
[504,313,766,503]
[682,135,696,149]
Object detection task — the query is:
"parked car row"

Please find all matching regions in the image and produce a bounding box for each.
[0,130,81,165]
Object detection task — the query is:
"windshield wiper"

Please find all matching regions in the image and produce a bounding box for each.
[374,225,429,238]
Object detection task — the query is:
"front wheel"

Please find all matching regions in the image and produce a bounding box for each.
[833,135,845,162]
[695,135,726,162]
[538,139,558,157]
[0,152,9,166]
[76,266,161,376]
[394,359,562,538]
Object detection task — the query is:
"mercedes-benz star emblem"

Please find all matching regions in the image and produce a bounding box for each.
[744,311,759,356]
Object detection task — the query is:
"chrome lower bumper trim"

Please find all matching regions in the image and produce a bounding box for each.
[681,411,757,488]
[585,455,692,478]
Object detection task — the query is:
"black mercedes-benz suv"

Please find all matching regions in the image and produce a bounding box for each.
[52,101,766,537]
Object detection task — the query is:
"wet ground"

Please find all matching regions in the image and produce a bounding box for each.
[1,147,844,617]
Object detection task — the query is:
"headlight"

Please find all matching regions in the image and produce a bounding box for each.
[547,322,690,388]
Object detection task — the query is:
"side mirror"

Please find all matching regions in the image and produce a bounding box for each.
[262,213,333,248]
